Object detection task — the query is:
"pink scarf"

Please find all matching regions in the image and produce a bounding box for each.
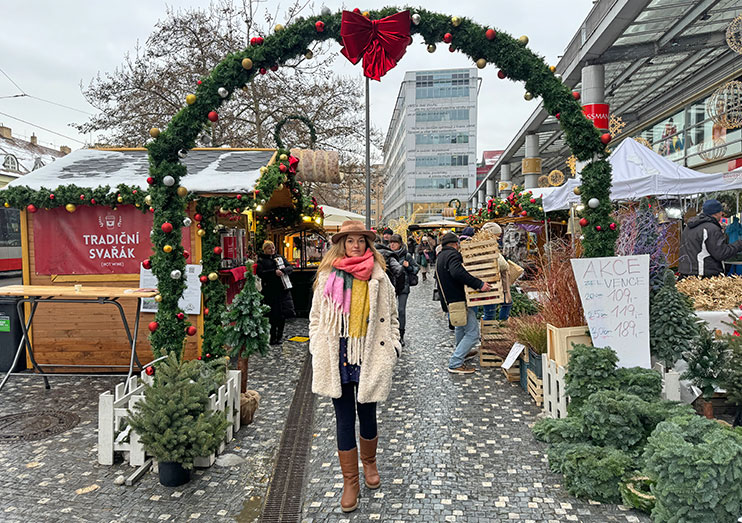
[332,249,374,281]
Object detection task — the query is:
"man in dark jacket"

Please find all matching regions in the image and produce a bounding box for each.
[389,234,419,346]
[375,238,406,294]
[679,199,742,277]
[381,228,393,245]
[436,232,492,374]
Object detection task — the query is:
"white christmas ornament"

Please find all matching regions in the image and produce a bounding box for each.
[411,13,421,25]
[183,217,192,227]
[177,149,187,158]
[163,176,176,187]
[588,198,600,209]
[218,87,228,98]
[170,269,182,279]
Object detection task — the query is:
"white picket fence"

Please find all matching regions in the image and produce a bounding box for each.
[652,362,682,402]
[98,369,242,467]
[542,358,569,419]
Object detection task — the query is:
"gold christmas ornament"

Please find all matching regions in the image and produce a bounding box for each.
[163,244,173,253]
[451,16,462,27]
[197,229,206,237]
[706,81,742,129]
[549,65,556,73]
[3,202,8,208]
[573,186,581,196]
[149,128,160,138]
[304,50,314,60]
[241,58,253,70]
[476,58,487,69]
[154,294,162,303]
[427,44,436,53]
[518,35,529,45]
[609,114,626,136]
[726,14,742,55]
[274,23,284,32]
[362,11,370,18]
[176,186,188,197]
[186,94,196,105]
[208,272,219,281]
[260,166,268,174]
[65,203,77,213]
[524,92,533,101]
[277,183,284,190]
[117,196,123,203]
[279,153,288,161]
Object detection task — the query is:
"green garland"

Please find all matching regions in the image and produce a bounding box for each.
[0,183,153,212]
[273,115,317,149]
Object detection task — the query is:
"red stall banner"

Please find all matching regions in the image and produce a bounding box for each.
[582,103,610,130]
[33,205,191,275]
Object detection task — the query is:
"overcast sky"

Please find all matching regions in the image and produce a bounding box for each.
[0,1,594,156]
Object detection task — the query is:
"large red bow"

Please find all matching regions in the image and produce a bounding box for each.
[340,10,411,81]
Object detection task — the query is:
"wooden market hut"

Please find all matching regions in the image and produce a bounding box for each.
[2,146,309,371]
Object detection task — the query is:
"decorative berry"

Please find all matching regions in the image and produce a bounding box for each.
[609,222,617,231]
[90,198,96,205]
[596,225,602,231]
[49,194,55,200]
[205,353,211,359]
[80,194,85,200]
[555,113,560,120]
[236,194,242,200]
[259,67,267,75]
[530,198,536,204]
[183,250,190,259]
[279,164,287,173]
[204,308,209,316]
[270,64,278,71]
[497,70,506,79]
[194,214,202,221]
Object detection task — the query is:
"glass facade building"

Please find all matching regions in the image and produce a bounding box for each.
[383,68,478,223]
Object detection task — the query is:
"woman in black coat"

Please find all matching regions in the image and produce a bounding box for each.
[257,240,296,345]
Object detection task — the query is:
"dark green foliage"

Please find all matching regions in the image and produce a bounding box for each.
[274,115,316,149]
[650,270,701,368]
[721,319,742,406]
[222,272,270,359]
[616,367,662,402]
[579,160,617,258]
[199,355,228,397]
[644,415,742,523]
[547,443,632,503]
[682,327,729,401]
[565,344,619,413]
[532,416,586,444]
[510,286,540,317]
[126,353,229,469]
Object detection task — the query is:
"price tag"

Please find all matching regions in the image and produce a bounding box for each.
[571,255,650,368]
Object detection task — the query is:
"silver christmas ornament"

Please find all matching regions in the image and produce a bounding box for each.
[588,197,600,209]
[170,269,182,279]
[321,6,331,15]
[554,73,563,81]
[163,176,176,187]
[217,87,229,98]
[177,149,187,158]
[183,217,192,227]
[411,13,421,25]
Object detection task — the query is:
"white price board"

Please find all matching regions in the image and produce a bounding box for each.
[502,343,526,370]
[140,264,202,315]
[570,255,650,368]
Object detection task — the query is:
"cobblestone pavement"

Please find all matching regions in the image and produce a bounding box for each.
[301,279,650,523]
[0,319,309,523]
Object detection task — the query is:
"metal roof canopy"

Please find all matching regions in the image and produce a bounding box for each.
[472,0,742,202]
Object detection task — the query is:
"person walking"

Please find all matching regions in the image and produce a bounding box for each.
[381,228,393,245]
[375,236,405,294]
[416,236,431,281]
[679,199,742,278]
[388,233,419,346]
[481,222,514,321]
[256,240,295,345]
[436,232,492,374]
[309,220,401,513]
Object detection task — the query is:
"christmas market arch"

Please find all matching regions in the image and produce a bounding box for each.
[140,7,617,359]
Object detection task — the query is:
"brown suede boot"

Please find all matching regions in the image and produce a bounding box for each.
[338,448,360,512]
[359,436,380,489]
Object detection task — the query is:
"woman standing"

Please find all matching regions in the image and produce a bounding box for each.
[256,240,295,345]
[309,220,401,513]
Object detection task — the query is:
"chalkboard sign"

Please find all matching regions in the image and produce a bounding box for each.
[571,255,651,368]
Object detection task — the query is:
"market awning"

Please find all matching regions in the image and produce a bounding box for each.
[417,219,468,228]
[321,205,366,227]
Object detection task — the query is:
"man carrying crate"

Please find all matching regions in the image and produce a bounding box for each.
[436,232,492,374]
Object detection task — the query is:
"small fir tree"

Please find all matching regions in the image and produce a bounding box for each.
[721,315,742,418]
[682,328,728,401]
[222,272,271,359]
[650,270,700,368]
[127,353,228,469]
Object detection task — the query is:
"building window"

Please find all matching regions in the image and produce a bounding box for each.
[415,154,469,168]
[415,108,469,123]
[32,157,45,170]
[415,132,470,145]
[2,154,19,172]
[414,177,469,189]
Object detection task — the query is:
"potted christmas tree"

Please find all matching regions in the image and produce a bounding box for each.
[682,328,728,419]
[127,353,228,486]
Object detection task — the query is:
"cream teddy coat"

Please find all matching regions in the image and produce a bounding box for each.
[309,263,401,404]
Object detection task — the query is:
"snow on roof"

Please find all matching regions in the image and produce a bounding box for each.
[0,135,65,178]
[5,148,275,193]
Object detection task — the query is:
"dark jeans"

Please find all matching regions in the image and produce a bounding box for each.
[397,292,409,339]
[269,315,285,343]
[332,382,377,451]
[483,302,513,321]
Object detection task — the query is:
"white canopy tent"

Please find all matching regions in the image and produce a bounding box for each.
[417,219,467,228]
[542,138,742,212]
[321,205,366,228]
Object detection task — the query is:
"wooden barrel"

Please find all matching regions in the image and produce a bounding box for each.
[290,148,340,183]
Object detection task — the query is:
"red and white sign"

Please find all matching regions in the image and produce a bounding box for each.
[582,103,610,131]
[33,205,191,275]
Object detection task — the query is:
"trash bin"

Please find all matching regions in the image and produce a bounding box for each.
[0,297,25,372]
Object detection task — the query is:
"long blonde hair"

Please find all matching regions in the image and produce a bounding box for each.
[313,238,386,289]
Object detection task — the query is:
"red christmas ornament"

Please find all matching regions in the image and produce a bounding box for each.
[142,259,151,270]
[183,250,190,259]
[49,194,55,200]
[90,198,96,205]
[186,326,197,336]
[448,45,455,53]
[443,33,453,44]
[145,366,155,376]
[199,275,209,283]
[596,225,602,231]
[270,64,278,71]
[555,113,560,120]
[520,210,528,216]
[132,189,137,194]
[609,222,617,231]
[259,67,267,75]
[279,164,287,173]
[530,198,536,204]
[214,246,223,255]
[497,70,506,79]
[315,20,325,32]
[579,218,589,227]
[27,204,37,213]
[161,222,173,233]
[485,29,496,40]
[205,353,211,359]
[256,36,264,45]
[255,189,260,194]
[572,91,580,100]
[148,321,159,332]
[80,194,85,200]
[197,356,202,360]
[236,194,242,200]
[177,312,185,320]
[197,80,202,85]
[600,133,612,145]
[196,223,202,229]
[204,308,209,316]
[149,207,154,213]
[194,214,202,221]
[352,7,361,13]
[207,111,218,122]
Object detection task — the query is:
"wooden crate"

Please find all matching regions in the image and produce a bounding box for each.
[546,324,592,367]
[462,240,504,307]
[527,368,543,407]
[480,350,504,367]
[479,319,510,361]
[542,358,569,419]
[501,361,520,382]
